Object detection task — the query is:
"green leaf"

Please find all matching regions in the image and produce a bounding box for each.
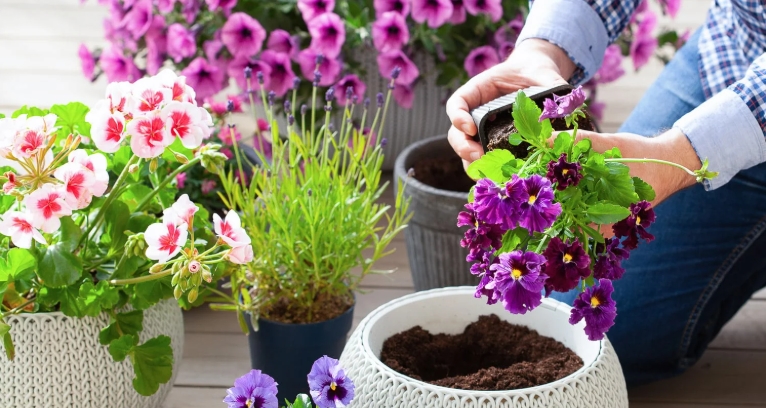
[39,243,82,287]
[586,202,631,224]
[572,138,592,158]
[103,200,130,250]
[2,331,14,360]
[58,216,82,253]
[497,228,529,253]
[130,279,172,310]
[465,149,515,183]
[108,334,138,362]
[507,132,523,146]
[511,92,542,141]
[2,248,36,281]
[500,158,524,179]
[0,113,5,119]
[603,147,622,158]
[584,155,639,207]
[553,131,573,156]
[78,281,120,317]
[38,285,84,317]
[11,106,49,118]
[289,394,313,408]
[121,184,153,212]
[131,335,174,396]
[0,194,14,213]
[579,223,605,244]
[539,118,553,141]
[632,177,656,202]
[100,310,144,345]
[50,102,90,137]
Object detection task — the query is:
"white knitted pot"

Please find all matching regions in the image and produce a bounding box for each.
[0,299,184,408]
[339,287,628,408]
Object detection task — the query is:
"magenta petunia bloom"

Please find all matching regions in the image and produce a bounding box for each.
[157,0,175,14]
[182,57,225,102]
[588,100,605,121]
[99,46,141,83]
[494,14,524,45]
[223,369,278,408]
[594,44,625,84]
[374,0,411,17]
[411,0,454,28]
[457,203,505,257]
[546,153,583,190]
[221,12,266,59]
[490,250,547,314]
[78,44,95,80]
[228,57,271,91]
[594,237,630,280]
[308,356,355,408]
[448,0,466,24]
[144,15,167,75]
[542,238,591,295]
[613,200,656,250]
[569,279,617,341]
[266,29,298,59]
[472,177,522,230]
[377,50,420,85]
[464,46,500,77]
[464,0,502,22]
[167,23,197,63]
[298,49,341,86]
[393,84,415,108]
[539,86,587,121]
[298,0,336,22]
[181,0,201,23]
[497,42,514,60]
[333,74,367,105]
[260,51,296,97]
[308,12,346,59]
[206,0,237,15]
[658,0,681,18]
[517,175,562,233]
[630,11,658,70]
[121,0,153,39]
[372,11,410,53]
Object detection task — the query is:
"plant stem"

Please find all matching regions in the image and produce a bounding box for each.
[202,286,236,304]
[135,156,202,212]
[1,298,35,318]
[110,269,172,286]
[227,125,248,192]
[604,158,697,176]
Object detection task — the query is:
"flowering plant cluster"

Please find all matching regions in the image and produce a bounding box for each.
[0,69,249,395]
[460,87,717,340]
[224,355,354,408]
[82,0,686,120]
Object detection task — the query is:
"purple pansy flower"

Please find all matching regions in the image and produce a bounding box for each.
[266,29,299,59]
[78,44,95,80]
[517,175,562,233]
[223,369,278,408]
[588,100,606,121]
[464,0,502,22]
[594,44,625,84]
[372,11,410,53]
[411,0,454,29]
[334,75,367,106]
[593,237,630,280]
[308,12,346,59]
[377,50,420,85]
[542,238,591,295]
[260,51,296,97]
[464,46,500,77]
[546,153,583,190]
[221,12,266,59]
[613,200,656,250]
[182,57,225,102]
[99,45,141,83]
[167,23,196,63]
[121,0,153,39]
[393,84,415,108]
[630,11,658,70]
[490,250,547,314]
[298,49,341,86]
[472,251,500,304]
[569,279,617,341]
[472,177,522,230]
[308,356,355,408]
[297,0,336,22]
[374,0,411,17]
[457,203,505,257]
[449,0,466,24]
[539,86,587,121]
[206,0,238,15]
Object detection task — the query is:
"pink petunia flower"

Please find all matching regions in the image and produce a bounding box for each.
[393,84,415,108]
[494,14,524,46]
[221,12,266,59]
[227,244,254,264]
[167,23,197,63]
[377,50,419,86]
[157,0,176,13]
[374,0,410,17]
[333,74,367,106]
[205,0,237,15]
[260,50,297,97]
[464,46,500,77]
[630,11,658,70]
[297,0,336,22]
[68,150,109,197]
[411,0,453,29]
[658,0,680,18]
[145,15,168,76]
[213,211,251,248]
[54,162,97,210]
[23,184,72,233]
[267,29,299,59]
[145,221,188,262]
[464,0,502,22]
[307,12,346,59]
[127,110,174,159]
[448,0,466,24]
[175,172,187,189]
[0,210,47,249]
[298,49,341,86]
[201,179,217,194]
[99,46,141,83]
[372,11,410,53]
[78,44,96,80]
[228,57,272,91]
[162,194,199,227]
[594,44,625,84]
[180,0,201,23]
[182,57,225,102]
[121,0,153,39]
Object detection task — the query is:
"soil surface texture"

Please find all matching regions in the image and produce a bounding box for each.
[264,292,353,324]
[486,113,595,157]
[380,314,583,391]
[412,155,475,193]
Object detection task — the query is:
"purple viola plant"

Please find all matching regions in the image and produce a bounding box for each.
[225,356,354,408]
[459,87,718,340]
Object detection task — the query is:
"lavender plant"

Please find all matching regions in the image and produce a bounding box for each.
[211,63,410,326]
[461,86,717,340]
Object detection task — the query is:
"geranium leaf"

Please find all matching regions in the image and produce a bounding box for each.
[58,216,81,253]
[38,285,84,317]
[2,248,36,282]
[108,333,138,362]
[78,281,120,317]
[466,149,515,183]
[3,331,14,360]
[99,310,144,345]
[586,202,631,224]
[131,335,174,396]
[512,92,542,141]
[39,244,82,287]
[130,279,173,310]
[50,102,90,138]
[104,200,130,250]
[632,177,656,202]
[11,106,49,118]
[121,184,153,212]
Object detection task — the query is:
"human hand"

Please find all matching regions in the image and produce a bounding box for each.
[446,39,577,169]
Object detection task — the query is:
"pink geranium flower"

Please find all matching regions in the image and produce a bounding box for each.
[201,179,217,194]
[182,57,225,102]
[161,101,211,149]
[298,49,341,86]
[163,194,199,226]
[372,11,410,53]
[448,0,466,24]
[307,13,346,59]
[221,12,266,59]
[464,0,502,22]
[68,150,109,197]
[333,74,367,106]
[167,23,197,63]
[78,44,96,80]
[267,29,299,58]
[129,77,173,114]
[297,0,336,22]
[127,111,174,158]
[13,129,47,159]
[98,46,142,83]
[176,172,187,189]
[464,46,500,77]
[411,0,453,29]
[23,184,72,233]
[227,244,254,264]
[260,51,296,97]
[213,211,251,248]
[374,0,410,17]
[86,106,126,153]
[377,50,420,86]
[54,162,97,209]
[2,171,17,194]
[0,210,47,249]
[145,222,188,262]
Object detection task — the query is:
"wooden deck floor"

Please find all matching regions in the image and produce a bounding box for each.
[1,0,765,406]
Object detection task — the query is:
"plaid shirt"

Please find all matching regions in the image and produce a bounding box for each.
[518,0,766,190]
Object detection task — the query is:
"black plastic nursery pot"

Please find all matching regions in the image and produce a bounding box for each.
[245,303,355,400]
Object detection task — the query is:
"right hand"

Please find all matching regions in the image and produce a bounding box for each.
[446,39,577,170]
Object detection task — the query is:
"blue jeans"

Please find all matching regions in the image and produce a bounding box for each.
[552,29,766,386]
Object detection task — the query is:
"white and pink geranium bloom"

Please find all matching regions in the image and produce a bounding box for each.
[213,211,251,248]
[145,221,189,263]
[0,211,47,249]
[22,184,72,233]
[163,194,199,227]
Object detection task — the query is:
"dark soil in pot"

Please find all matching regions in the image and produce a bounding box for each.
[485,110,596,157]
[411,156,475,193]
[380,314,583,391]
[263,292,354,324]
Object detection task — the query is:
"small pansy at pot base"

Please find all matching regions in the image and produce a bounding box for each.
[308,356,355,408]
[223,369,279,408]
[569,279,618,341]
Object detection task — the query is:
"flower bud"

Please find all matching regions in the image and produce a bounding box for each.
[315,53,325,65]
[352,95,359,105]
[288,115,295,126]
[364,97,370,109]
[267,91,276,107]
[191,271,203,286]
[187,288,198,303]
[149,263,164,274]
[188,260,201,274]
[171,272,180,286]
[377,93,384,108]
[202,266,213,283]
[244,66,252,79]
[325,88,335,102]
[381,138,388,147]
[179,278,188,291]
[181,266,191,280]
[174,151,189,164]
[328,122,335,132]
[391,66,401,80]
[256,71,264,85]
[292,77,301,90]
[313,70,322,87]
[173,286,183,300]
[407,167,415,178]
[345,86,353,101]
[226,100,235,113]
[149,158,158,173]
[128,163,139,173]
[301,104,308,116]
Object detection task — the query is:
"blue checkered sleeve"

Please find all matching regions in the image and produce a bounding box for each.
[518,0,643,83]
[730,54,766,134]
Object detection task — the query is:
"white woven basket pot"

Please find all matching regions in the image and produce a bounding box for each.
[339,286,628,408]
[0,299,184,408]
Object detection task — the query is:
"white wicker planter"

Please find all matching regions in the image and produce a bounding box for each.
[339,287,628,408]
[0,299,184,408]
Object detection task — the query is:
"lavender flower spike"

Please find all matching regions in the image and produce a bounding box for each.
[325,87,335,102]
[376,92,384,108]
[243,66,252,79]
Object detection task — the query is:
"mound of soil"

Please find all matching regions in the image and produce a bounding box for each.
[411,156,475,193]
[486,113,595,157]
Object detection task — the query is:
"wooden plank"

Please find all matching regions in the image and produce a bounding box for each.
[709,300,766,351]
[176,357,252,388]
[0,73,107,111]
[0,6,106,41]
[629,349,766,405]
[631,404,763,408]
[0,38,107,73]
[164,386,229,408]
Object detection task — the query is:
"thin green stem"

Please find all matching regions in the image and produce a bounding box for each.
[202,286,236,304]
[1,298,35,318]
[110,269,172,286]
[604,158,696,176]
[135,156,202,212]
[377,83,395,138]
[228,125,248,192]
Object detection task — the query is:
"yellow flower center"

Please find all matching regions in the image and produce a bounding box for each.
[562,169,569,175]
[636,216,641,225]
[331,382,337,391]
[528,195,537,204]
[590,296,601,308]
[563,253,573,263]
[511,268,523,279]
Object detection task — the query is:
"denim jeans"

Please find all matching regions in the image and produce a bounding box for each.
[551,29,766,386]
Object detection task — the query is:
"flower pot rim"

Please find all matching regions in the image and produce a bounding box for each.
[395,135,470,200]
[359,286,604,396]
[3,298,176,320]
[249,298,356,328]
